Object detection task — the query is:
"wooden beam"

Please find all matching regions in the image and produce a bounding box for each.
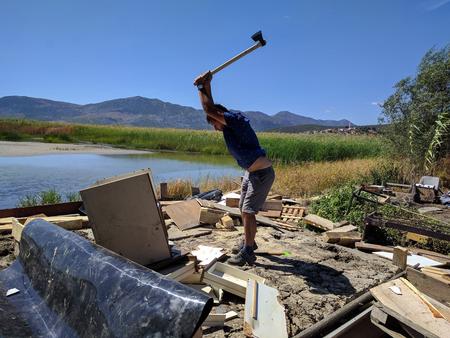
[0,201,82,219]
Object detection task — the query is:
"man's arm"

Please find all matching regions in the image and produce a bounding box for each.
[194,72,226,125]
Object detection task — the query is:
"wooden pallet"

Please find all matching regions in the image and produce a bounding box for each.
[274,206,305,224]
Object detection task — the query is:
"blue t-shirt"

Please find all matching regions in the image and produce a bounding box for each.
[222,110,266,169]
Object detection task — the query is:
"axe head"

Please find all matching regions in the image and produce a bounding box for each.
[251,31,266,46]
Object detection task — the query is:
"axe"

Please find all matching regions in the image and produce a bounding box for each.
[196,31,267,91]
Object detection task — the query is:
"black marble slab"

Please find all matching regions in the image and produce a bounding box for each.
[0,219,212,337]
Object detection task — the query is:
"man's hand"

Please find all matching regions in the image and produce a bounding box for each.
[194,71,212,86]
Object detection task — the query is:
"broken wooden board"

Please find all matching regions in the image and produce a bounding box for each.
[259,200,283,218]
[80,169,171,266]
[164,199,202,230]
[303,214,334,231]
[199,207,225,225]
[374,251,442,268]
[406,268,450,307]
[167,226,212,241]
[204,262,265,299]
[370,278,450,338]
[244,280,288,338]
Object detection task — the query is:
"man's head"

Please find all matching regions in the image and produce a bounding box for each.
[207,104,227,131]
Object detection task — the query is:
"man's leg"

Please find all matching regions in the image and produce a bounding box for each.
[242,212,257,247]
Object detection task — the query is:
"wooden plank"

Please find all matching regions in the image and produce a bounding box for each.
[303,214,334,231]
[421,266,450,276]
[24,215,88,230]
[406,268,450,306]
[164,199,202,231]
[0,201,82,219]
[167,226,212,241]
[393,246,408,270]
[204,262,265,299]
[421,271,450,285]
[370,278,450,338]
[355,241,394,253]
[80,169,171,266]
[325,224,357,234]
[244,280,288,338]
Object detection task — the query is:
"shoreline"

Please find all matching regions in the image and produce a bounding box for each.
[0,141,151,157]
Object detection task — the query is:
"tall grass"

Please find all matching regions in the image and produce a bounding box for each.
[0,119,385,163]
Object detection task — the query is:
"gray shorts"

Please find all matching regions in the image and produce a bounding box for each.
[239,166,275,214]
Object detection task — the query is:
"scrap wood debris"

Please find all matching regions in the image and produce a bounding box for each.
[1,173,449,337]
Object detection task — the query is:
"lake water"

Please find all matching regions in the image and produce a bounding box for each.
[0,152,242,209]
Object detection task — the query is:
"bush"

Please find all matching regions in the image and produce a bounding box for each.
[17,189,80,207]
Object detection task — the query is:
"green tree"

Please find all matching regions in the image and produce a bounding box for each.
[380,45,450,175]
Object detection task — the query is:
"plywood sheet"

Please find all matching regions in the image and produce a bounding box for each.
[244,281,288,338]
[164,200,202,230]
[370,279,450,338]
[80,169,170,266]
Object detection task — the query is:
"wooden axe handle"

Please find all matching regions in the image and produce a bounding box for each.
[211,41,263,75]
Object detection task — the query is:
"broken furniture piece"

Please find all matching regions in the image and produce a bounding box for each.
[0,219,212,337]
[80,169,171,266]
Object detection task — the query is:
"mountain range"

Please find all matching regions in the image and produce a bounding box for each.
[0,96,352,131]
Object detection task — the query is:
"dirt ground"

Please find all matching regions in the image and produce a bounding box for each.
[173,225,398,337]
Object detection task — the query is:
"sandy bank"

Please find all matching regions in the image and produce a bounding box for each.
[0,141,151,157]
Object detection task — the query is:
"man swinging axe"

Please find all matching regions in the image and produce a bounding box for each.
[193,31,274,266]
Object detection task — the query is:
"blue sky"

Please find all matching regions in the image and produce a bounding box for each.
[0,1,448,125]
